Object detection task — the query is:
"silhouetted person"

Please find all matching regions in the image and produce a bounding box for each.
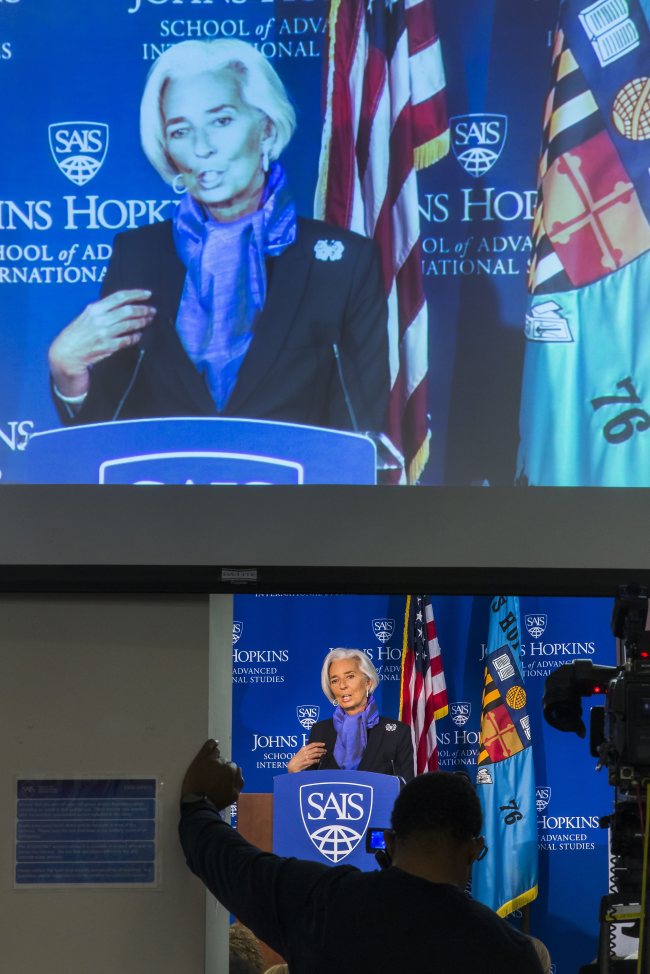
[179,740,543,974]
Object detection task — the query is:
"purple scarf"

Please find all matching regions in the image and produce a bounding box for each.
[333,694,380,771]
[172,162,297,410]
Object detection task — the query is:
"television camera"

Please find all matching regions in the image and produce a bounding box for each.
[543,587,650,973]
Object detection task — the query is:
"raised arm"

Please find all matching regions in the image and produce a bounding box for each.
[179,740,332,955]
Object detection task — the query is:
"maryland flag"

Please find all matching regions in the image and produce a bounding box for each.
[473,596,538,917]
[517,0,650,485]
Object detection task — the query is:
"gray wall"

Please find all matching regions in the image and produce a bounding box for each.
[0,594,232,974]
[2,486,649,597]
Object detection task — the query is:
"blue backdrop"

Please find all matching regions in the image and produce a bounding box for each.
[232,592,616,973]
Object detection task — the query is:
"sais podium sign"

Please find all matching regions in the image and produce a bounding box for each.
[3,418,377,485]
[273,771,400,872]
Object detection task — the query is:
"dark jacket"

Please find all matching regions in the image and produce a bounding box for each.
[307,716,415,781]
[179,803,544,974]
[60,217,389,430]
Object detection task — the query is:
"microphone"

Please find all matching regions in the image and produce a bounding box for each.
[389,758,405,786]
[111,346,146,422]
[111,305,160,421]
[331,343,407,481]
[332,343,359,433]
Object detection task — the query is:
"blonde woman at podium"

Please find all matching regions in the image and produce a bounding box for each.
[287,648,414,781]
[48,39,388,431]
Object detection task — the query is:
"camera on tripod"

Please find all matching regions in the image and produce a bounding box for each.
[542,586,650,972]
[543,587,650,788]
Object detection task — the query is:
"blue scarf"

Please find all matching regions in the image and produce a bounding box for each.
[333,694,380,771]
[172,162,297,410]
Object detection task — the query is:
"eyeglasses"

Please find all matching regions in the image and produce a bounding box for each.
[472,837,488,861]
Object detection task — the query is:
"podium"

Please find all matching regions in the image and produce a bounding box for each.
[3,417,380,484]
[273,770,400,872]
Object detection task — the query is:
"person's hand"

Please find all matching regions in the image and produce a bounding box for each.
[287,742,327,773]
[181,740,244,810]
[48,289,157,398]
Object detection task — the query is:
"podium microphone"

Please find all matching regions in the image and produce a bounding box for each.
[111,309,160,421]
[111,347,146,422]
[332,343,359,433]
[390,758,406,786]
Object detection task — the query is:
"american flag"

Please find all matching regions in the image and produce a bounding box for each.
[314,0,449,483]
[399,594,448,772]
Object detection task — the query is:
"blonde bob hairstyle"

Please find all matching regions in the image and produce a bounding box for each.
[320,649,380,705]
[140,39,297,185]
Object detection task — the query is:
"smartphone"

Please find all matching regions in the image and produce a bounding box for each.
[365,827,387,852]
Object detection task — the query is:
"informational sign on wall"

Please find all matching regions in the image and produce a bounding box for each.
[15,778,159,888]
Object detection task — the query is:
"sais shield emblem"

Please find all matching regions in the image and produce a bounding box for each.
[299,782,373,863]
[450,113,507,178]
[536,787,551,812]
[297,705,320,731]
[525,614,548,638]
[450,702,471,727]
[48,121,109,186]
[232,621,243,645]
[372,618,395,644]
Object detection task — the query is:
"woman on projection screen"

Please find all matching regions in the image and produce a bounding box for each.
[48,39,389,433]
[287,648,415,781]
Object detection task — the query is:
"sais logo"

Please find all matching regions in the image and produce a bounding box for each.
[232,622,243,645]
[299,782,373,863]
[450,113,508,178]
[48,122,109,186]
[450,702,471,727]
[372,618,395,645]
[297,705,320,731]
[525,614,548,639]
[536,787,551,812]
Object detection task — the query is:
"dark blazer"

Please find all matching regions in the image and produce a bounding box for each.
[63,217,389,431]
[307,716,415,781]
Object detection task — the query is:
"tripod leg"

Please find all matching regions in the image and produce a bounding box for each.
[640,900,650,974]
[598,895,614,974]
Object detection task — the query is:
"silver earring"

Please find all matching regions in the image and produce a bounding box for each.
[262,149,269,173]
[366,688,370,699]
[172,173,187,194]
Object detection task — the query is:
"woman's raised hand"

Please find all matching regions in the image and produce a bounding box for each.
[287,741,327,773]
[48,289,157,398]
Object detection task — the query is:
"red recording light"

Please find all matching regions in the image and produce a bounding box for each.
[593,685,603,694]
[641,651,650,659]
